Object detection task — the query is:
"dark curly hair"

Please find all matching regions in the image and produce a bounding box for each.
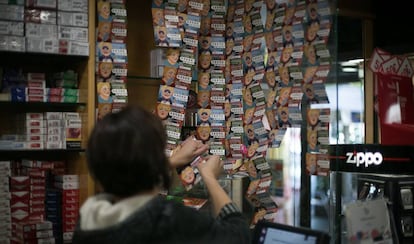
[86,105,171,197]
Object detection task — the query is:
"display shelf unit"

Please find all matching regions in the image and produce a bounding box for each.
[0,1,96,205]
[328,144,414,243]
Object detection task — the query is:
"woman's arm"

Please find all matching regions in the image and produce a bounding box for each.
[197,155,232,217]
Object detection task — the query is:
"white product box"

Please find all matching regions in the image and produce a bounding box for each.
[64,112,80,120]
[26,119,45,128]
[0,20,24,36]
[0,192,10,200]
[0,161,11,168]
[46,134,63,142]
[54,181,79,190]
[57,26,88,42]
[26,141,44,150]
[67,40,89,56]
[45,141,63,149]
[46,119,63,127]
[25,23,57,38]
[0,184,9,192]
[27,134,46,142]
[26,112,44,120]
[65,118,81,128]
[0,169,11,178]
[25,127,46,135]
[0,35,25,52]
[0,4,24,21]
[44,112,63,120]
[57,11,88,27]
[26,37,59,54]
[46,126,63,135]
[57,0,87,12]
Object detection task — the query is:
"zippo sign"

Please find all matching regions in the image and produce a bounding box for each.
[329,144,414,174]
[346,152,383,167]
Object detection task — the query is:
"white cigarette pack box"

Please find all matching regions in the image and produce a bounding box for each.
[26,119,45,128]
[57,11,88,27]
[0,35,25,52]
[26,113,44,120]
[0,161,11,168]
[46,119,63,127]
[46,126,64,135]
[67,40,89,56]
[47,130,64,139]
[64,112,80,120]
[26,37,59,54]
[0,4,24,21]
[58,26,88,42]
[45,141,63,149]
[27,134,46,142]
[44,112,63,120]
[0,20,24,36]
[57,0,88,12]
[25,23,58,39]
[25,127,46,135]
[26,141,44,150]
[65,118,81,128]
[54,181,79,190]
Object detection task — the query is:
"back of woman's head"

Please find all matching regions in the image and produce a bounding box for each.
[86,105,170,197]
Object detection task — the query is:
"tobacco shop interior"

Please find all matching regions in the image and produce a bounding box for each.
[0,0,413,244]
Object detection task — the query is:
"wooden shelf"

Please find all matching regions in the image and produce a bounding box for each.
[0,51,88,72]
[0,149,85,160]
[0,101,86,112]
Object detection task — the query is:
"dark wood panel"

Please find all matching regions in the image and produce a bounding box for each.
[125,0,154,77]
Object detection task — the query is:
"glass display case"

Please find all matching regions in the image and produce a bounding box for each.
[329,144,414,243]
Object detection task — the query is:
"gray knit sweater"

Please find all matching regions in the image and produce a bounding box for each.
[72,194,251,244]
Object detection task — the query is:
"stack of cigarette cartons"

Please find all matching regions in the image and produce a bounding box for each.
[11,220,55,244]
[56,0,89,56]
[0,1,25,52]
[24,0,89,56]
[25,73,47,103]
[0,110,83,150]
[0,161,12,243]
[15,72,80,103]
[46,174,79,243]
[0,0,90,55]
